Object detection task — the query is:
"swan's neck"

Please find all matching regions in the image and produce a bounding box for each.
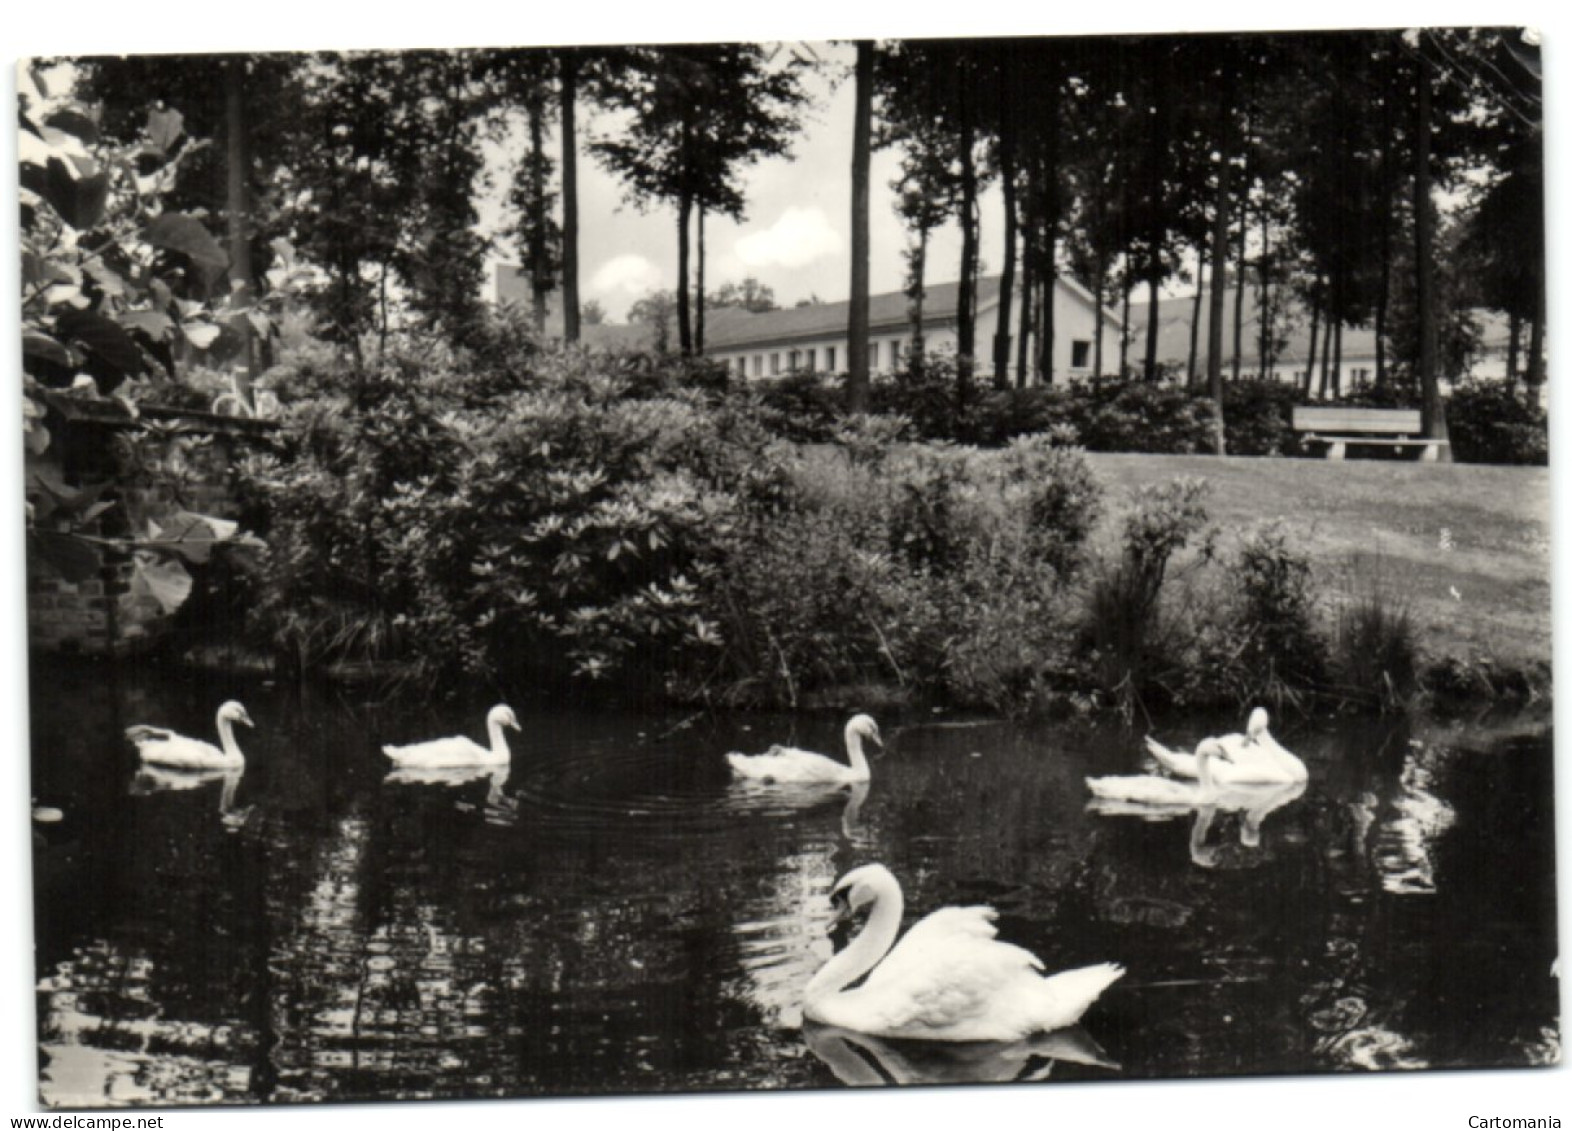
[216,715,244,761]
[805,876,903,1004]
[1197,753,1220,794]
[843,726,871,776]
[487,718,512,759]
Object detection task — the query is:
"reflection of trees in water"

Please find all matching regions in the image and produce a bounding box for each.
[36,779,270,1107]
[1301,726,1557,1071]
[261,776,839,1100]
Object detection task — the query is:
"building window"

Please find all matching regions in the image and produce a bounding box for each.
[868,343,879,369]
[826,346,837,370]
[805,349,816,373]
[771,353,781,375]
[788,349,799,370]
[753,355,763,376]
[1071,340,1091,370]
[888,340,901,369]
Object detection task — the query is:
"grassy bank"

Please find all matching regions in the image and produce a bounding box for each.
[1084,453,1552,694]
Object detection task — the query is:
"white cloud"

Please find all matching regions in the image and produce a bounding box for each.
[589,254,665,310]
[733,207,843,270]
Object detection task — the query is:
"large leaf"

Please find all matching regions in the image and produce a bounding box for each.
[144,213,229,275]
[132,552,193,614]
[19,156,110,230]
[119,310,176,342]
[44,107,101,146]
[55,310,145,379]
[146,105,185,154]
[143,510,247,564]
[22,331,75,369]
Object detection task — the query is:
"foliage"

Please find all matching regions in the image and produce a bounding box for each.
[19,67,282,620]
[706,435,1102,712]
[1219,380,1304,456]
[708,277,779,312]
[242,342,768,692]
[1083,477,1216,711]
[1331,559,1418,709]
[1443,380,1548,465]
[1228,520,1325,703]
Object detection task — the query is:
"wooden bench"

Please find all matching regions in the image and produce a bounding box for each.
[1291,406,1450,462]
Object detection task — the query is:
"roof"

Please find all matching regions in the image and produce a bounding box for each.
[1126,286,1514,369]
[495,264,1120,354]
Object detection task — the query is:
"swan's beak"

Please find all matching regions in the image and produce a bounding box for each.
[238,712,255,728]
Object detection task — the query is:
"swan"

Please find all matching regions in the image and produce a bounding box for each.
[1144,707,1307,785]
[126,700,253,771]
[1085,738,1236,805]
[803,863,1124,1041]
[382,704,520,769]
[727,714,881,785]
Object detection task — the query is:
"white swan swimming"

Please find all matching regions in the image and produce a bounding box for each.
[126,700,253,771]
[382,704,520,769]
[803,863,1124,1041]
[727,714,881,785]
[1085,738,1236,805]
[1145,707,1307,785]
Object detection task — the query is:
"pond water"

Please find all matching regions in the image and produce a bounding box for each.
[28,664,1559,1106]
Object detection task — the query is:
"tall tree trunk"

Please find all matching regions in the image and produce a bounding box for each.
[1206,152,1231,453]
[676,188,692,356]
[1304,284,1320,397]
[695,205,706,355]
[223,57,255,408]
[1526,279,1546,408]
[1092,247,1107,379]
[1257,209,1271,378]
[1318,314,1333,400]
[1414,51,1448,451]
[847,39,873,413]
[1375,218,1391,389]
[1039,247,1056,385]
[993,136,1017,389]
[1143,249,1162,381]
[1231,203,1246,381]
[1119,278,1132,378]
[907,228,928,366]
[1333,318,1344,397]
[1016,235,1034,387]
[956,121,979,399]
[1506,309,1521,389]
[559,53,581,343]
[527,96,550,334]
[1187,240,1206,388]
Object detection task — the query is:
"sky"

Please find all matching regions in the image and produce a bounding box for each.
[6,2,1572,1129]
[483,41,1007,321]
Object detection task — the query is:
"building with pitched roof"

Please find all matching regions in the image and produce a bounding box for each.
[495,265,1122,384]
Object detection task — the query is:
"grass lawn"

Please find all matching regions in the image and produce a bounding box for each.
[1084,452,1552,681]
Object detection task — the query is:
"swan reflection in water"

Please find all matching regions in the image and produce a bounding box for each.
[130,766,251,830]
[383,765,517,820]
[727,779,872,841]
[804,1021,1119,1086]
[1088,780,1306,867]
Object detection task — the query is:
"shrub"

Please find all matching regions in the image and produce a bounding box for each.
[242,347,759,694]
[1230,520,1326,703]
[1444,381,1548,465]
[1083,477,1216,710]
[706,435,1103,711]
[1221,380,1305,457]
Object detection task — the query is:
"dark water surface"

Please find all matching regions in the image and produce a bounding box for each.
[28,665,1559,1106]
